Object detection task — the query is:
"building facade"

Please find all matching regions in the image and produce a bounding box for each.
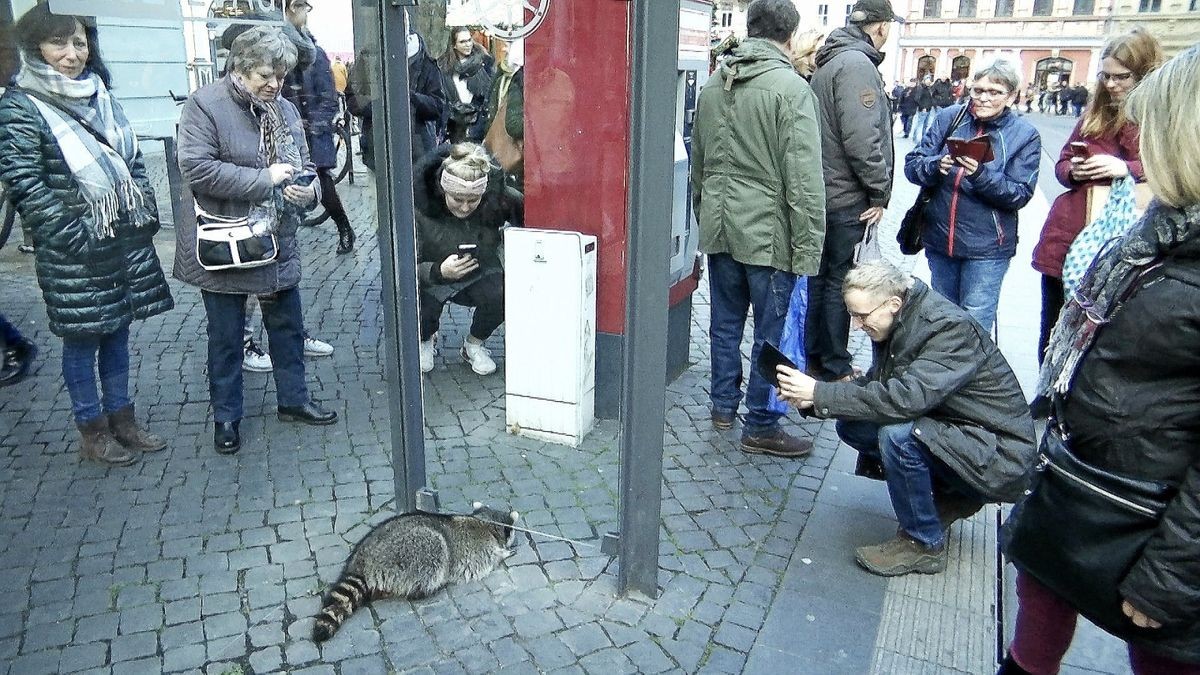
[895,0,1199,91]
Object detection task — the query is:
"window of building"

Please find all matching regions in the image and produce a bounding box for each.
[1073,0,1095,12]
[924,0,942,18]
[1138,0,1162,10]
[1033,0,1053,16]
[1192,0,1199,11]
[818,3,830,25]
[994,0,1015,16]
[720,11,732,27]
[958,0,977,17]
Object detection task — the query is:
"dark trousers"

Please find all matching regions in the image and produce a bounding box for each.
[202,288,309,423]
[806,211,866,380]
[419,280,505,342]
[317,169,353,236]
[61,326,131,424]
[706,253,796,434]
[1010,572,1200,674]
[900,112,913,137]
[0,312,22,348]
[1038,274,1065,365]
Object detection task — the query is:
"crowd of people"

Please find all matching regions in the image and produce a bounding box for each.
[693,0,1199,671]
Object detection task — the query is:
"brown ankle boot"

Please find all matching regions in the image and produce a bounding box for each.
[108,405,167,453]
[78,416,138,466]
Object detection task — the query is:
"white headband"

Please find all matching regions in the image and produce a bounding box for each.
[440,170,488,197]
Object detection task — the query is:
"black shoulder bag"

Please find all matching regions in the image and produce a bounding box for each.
[896,105,970,255]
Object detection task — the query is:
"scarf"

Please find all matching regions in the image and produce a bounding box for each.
[1039,201,1200,396]
[15,55,150,239]
[229,74,304,233]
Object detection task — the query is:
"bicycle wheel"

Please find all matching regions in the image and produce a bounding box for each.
[331,126,351,185]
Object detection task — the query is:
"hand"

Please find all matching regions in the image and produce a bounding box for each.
[938,154,956,175]
[439,254,479,281]
[1076,154,1130,181]
[776,365,817,406]
[1121,599,1162,629]
[268,163,296,185]
[954,155,980,175]
[282,184,315,206]
[859,206,885,226]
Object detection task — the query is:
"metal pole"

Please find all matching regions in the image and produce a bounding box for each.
[618,0,679,599]
[371,3,427,511]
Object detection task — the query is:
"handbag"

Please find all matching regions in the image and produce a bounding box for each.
[853,223,882,265]
[897,105,971,255]
[1001,422,1176,640]
[1062,176,1142,294]
[194,203,278,271]
[483,93,523,174]
[1085,180,1154,225]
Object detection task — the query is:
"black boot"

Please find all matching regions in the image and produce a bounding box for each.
[336,226,355,255]
[997,654,1032,675]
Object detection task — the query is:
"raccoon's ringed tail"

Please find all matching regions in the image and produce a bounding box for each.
[312,574,370,642]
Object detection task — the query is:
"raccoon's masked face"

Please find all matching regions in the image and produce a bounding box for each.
[472,502,521,550]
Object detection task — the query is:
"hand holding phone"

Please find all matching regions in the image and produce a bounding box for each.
[458,243,478,259]
[1069,142,1091,160]
[293,171,318,187]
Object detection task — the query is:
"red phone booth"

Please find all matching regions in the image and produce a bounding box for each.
[522,1,710,417]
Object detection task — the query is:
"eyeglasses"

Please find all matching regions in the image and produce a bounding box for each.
[1098,71,1135,83]
[970,86,1011,100]
[847,298,892,322]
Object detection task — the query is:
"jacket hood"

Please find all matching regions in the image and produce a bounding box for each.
[220,13,316,72]
[815,26,883,68]
[718,38,793,86]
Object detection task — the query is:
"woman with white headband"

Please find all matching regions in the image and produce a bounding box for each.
[413,143,522,375]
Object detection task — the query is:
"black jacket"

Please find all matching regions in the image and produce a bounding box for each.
[914,83,934,111]
[813,280,1036,502]
[899,86,919,115]
[1062,203,1200,662]
[932,79,954,107]
[0,89,173,338]
[413,146,521,302]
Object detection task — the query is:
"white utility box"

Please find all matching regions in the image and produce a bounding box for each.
[504,228,597,447]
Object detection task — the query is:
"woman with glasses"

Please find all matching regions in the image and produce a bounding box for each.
[903,59,1041,334]
[1031,29,1163,363]
[1000,44,1200,675]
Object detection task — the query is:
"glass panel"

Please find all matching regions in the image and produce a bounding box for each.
[995,0,1015,17]
[1073,0,1095,14]
[958,0,977,18]
[1033,0,1054,16]
[924,0,943,18]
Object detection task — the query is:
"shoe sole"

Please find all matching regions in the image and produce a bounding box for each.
[304,350,334,357]
[712,419,733,431]
[214,443,241,455]
[854,553,946,577]
[277,412,339,426]
[460,349,496,375]
[740,441,813,458]
[242,365,273,373]
[80,451,139,467]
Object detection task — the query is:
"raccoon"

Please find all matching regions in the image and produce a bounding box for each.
[312,503,519,642]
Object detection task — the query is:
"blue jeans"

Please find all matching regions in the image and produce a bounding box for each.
[925,251,1011,334]
[61,326,131,424]
[911,109,933,143]
[202,288,309,423]
[837,420,980,548]
[707,253,796,434]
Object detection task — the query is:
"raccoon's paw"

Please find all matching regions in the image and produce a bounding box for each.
[312,616,337,643]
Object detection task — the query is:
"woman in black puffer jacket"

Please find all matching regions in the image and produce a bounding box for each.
[1001,45,1200,675]
[437,27,494,144]
[0,5,172,467]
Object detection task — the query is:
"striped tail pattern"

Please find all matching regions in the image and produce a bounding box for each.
[312,573,371,642]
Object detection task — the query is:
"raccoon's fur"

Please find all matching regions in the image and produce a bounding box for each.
[312,503,519,642]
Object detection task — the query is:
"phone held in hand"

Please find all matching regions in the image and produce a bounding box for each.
[458,243,478,258]
[293,171,318,187]
[1070,141,1091,160]
[756,341,797,389]
[946,137,994,163]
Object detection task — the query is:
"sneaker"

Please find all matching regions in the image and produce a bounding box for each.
[243,340,273,372]
[303,335,334,357]
[419,335,437,374]
[461,339,497,375]
[740,429,813,458]
[711,409,736,430]
[854,534,948,577]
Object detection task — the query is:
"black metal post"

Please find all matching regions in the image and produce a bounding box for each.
[618,0,679,598]
[370,3,426,511]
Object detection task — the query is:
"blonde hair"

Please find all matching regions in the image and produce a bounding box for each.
[1124,44,1200,209]
[844,260,913,299]
[791,29,825,78]
[1081,28,1163,140]
[440,143,494,183]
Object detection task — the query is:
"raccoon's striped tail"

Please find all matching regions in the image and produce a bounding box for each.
[312,573,370,642]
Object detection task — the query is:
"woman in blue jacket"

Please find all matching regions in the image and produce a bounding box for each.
[904,60,1041,333]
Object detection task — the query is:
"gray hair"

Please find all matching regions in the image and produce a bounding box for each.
[972,58,1022,94]
[228,26,297,75]
[844,260,914,299]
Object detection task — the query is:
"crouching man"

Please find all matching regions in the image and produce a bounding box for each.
[776,260,1035,576]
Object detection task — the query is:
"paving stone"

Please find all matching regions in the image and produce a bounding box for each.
[161,644,206,673]
[110,631,157,662]
[57,642,108,673]
[20,619,73,651]
[559,623,612,657]
[112,657,162,675]
[118,604,163,635]
[248,646,283,673]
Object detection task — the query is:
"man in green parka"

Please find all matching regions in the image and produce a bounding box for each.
[691,0,826,457]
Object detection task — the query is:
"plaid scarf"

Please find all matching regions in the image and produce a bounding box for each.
[1039,201,1200,396]
[228,74,304,232]
[15,55,150,239]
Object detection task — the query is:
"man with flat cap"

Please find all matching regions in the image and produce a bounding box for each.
[806,0,905,384]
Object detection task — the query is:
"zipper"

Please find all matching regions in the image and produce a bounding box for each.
[1044,459,1158,518]
[947,168,964,256]
[993,211,1004,246]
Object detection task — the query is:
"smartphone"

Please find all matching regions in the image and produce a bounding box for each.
[756,341,798,389]
[293,172,318,187]
[458,243,478,258]
[1070,142,1091,159]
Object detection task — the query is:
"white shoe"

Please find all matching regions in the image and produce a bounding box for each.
[303,336,334,357]
[419,335,437,374]
[243,341,273,372]
[460,339,496,375]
